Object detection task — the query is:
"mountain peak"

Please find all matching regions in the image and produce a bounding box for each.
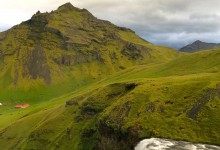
[193,40,203,44]
[0,2,178,88]
[57,2,79,11]
[59,2,73,7]
[180,40,220,53]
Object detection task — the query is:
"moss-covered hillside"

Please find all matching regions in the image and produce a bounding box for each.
[0,3,180,103]
[1,2,219,150]
[0,48,219,150]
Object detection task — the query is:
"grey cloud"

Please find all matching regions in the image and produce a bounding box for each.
[189,13,220,21]
[74,0,220,48]
[1,0,220,48]
[0,24,11,32]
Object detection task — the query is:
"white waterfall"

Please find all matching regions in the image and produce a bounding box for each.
[135,138,220,150]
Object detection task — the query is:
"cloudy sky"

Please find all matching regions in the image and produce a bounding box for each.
[0,0,220,49]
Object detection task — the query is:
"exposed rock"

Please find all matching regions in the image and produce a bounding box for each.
[22,42,51,84]
[187,87,220,120]
[80,97,104,118]
[117,101,132,125]
[121,43,143,59]
[53,50,104,66]
[96,121,140,150]
[121,43,152,60]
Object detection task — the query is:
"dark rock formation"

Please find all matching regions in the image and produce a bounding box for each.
[121,43,143,59]
[96,121,140,150]
[22,42,51,84]
[187,87,220,120]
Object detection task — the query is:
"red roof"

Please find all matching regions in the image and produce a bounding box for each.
[23,104,30,107]
[15,104,30,108]
[15,105,22,108]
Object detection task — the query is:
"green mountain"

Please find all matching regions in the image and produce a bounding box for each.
[0,3,220,150]
[0,3,179,103]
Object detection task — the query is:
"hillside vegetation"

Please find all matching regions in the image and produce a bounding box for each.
[0,3,219,150]
[0,48,219,149]
[0,3,179,104]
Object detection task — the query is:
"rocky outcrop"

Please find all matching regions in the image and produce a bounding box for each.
[121,43,142,60]
[53,50,104,66]
[22,42,51,84]
[187,87,220,120]
[75,83,139,149]
[95,121,140,150]
[121,43,152,60]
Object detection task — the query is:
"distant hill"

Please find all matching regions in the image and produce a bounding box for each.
[179,40,220,53]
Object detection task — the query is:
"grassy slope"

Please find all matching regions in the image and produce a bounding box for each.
[0,49,219,149]
[99,49,220,83]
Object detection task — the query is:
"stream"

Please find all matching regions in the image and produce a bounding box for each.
[135,138,220,150]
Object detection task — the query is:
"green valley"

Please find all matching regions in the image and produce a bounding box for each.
[0,2,219,150]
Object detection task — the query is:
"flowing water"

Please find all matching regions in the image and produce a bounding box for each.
[135,138,220,150]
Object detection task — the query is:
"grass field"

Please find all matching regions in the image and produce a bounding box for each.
[0,49,219,149]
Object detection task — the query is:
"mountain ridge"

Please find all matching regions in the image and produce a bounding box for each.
[180,40,220,53]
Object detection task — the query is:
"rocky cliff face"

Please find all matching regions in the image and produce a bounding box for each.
[180,40,220,53]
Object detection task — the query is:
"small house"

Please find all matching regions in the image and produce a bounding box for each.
[15,105,22,108]
[0,103,2,106]
[22,104,30,108]
[15,104,30,109]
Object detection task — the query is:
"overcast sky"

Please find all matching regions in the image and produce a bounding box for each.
[0,0,220,49]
